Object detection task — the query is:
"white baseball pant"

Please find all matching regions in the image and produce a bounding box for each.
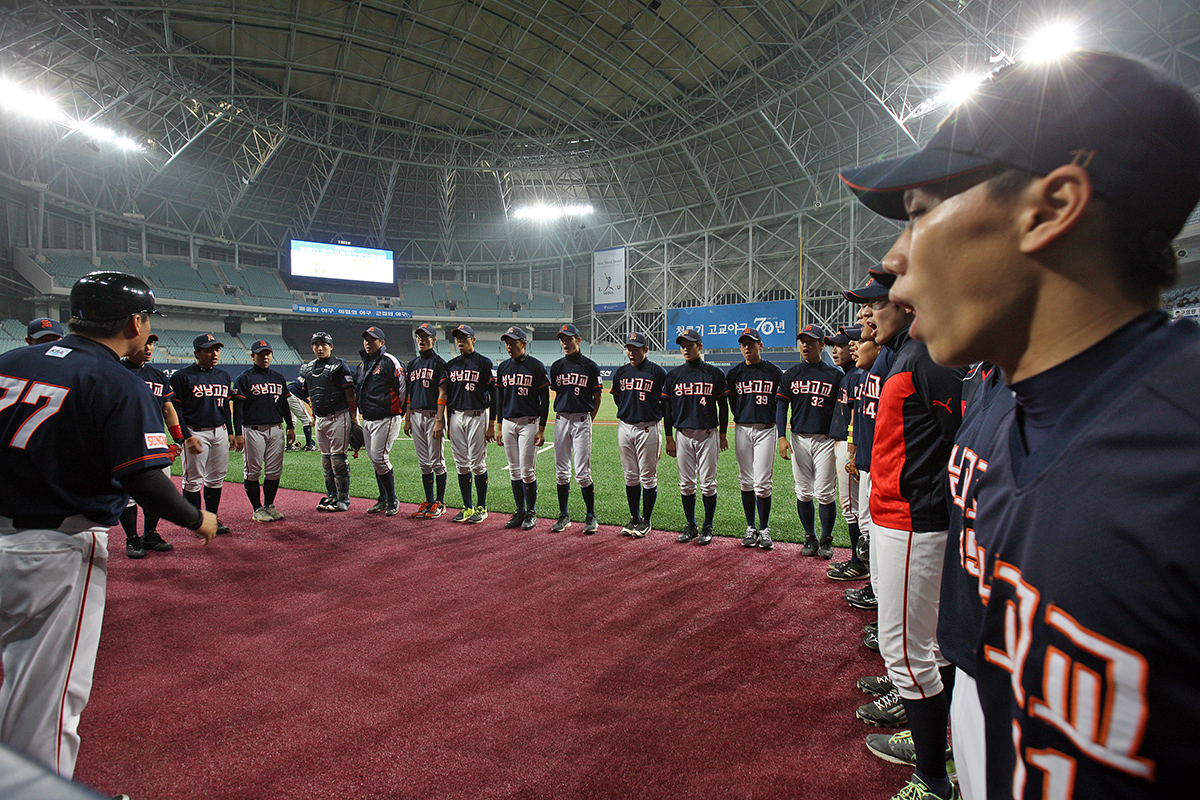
[502,417,539,483]
[788,432,837,503]
[834,439,859,523]
[0,522,108,779]
[873,524,951,700]
[182,425,230,492]
[448,410,488,475]
[363,416,403,475]
[675,428,719,496]
[242,425,284,482]
[287,394,313,427]
[553,412,593,487]
[315,409,351,456]
[617,420,660,489]
[410,409,447,476]
[950,669,986,800]
[862,470,877,597]
[734,424,774,497]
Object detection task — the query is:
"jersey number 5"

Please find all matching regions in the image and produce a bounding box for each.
[0,377,70,449]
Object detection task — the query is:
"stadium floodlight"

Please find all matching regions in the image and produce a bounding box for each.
[901,72,989,123]
[1022,22,1079,63]
[0,80,65,122]
[512,203,593,221]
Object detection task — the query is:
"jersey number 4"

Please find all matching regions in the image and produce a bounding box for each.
[0,377,70,449]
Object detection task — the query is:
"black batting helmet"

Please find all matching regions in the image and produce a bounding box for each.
[70,272,162,322]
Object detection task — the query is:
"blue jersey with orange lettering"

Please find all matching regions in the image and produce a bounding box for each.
[725,360,783,425]
[406,350,448,411]
[232,365,291,427]
[122,359,175,411]
[967,312,1200,799]
[445,351,494,413]
[775,360,843,436]
[829,367,862,441]
[853,345,895,472]
[610,360,667,423]
[551,353,602,415]
[0,335,173,527]
[662,359,728,432]
[169,362,233,436]
[495,354,550,423]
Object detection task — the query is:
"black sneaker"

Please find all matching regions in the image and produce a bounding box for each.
[552,514,571,532]
[857,688,908,727]
[632,521,650,539]
[366,499,388,514]
[858,675,894,696]
[801,536,819,556]
[583,514,599,535]
[385,500,399,517]
[521,511,536,530]
[757,528,774,550]
[741,526,758,547]
[620,517,640,536]
[696,524,713,545]
[846,584,878,610]
[677,523,699,543]
[827,560,869,581]
[142,530,173,552]
[126,536,146,559]
[215,520,232,535]
[504,512,525,529]
[818,538,834,560]
[863,627,880,652]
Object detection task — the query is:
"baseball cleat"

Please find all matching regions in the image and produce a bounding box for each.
[450,507,471,523]
[143,530,174,551]
[846,584,877,610]
[251,507,275,523]
[857,689,908,727]
[866,731,958,782]
[818,538,834,560]
[696,524,713,545]
[620,517,639,536]
[757,527,774,550]
[411,501,432,518]
[520,511,536,530]
[885,772,960,800]
[366,499,388,514]
[741,526,759,547]
[858,675,894,696]
[215,521,232,535]
[264,505,284,521]
[583,514,599,535]
[126,536,146,559]
[552,514,571,532]
[426,501,446,519]
[329,500,350,513]
[385,500,400,517]
[632,521,650,538]
[504,512,525,529]
[863,627,880,652]
[677,523,699,543]
[856,531,870,563]
[800,536,819,556]
[827,560,870,581]
[467,506,489,524]
[316,496,336,512]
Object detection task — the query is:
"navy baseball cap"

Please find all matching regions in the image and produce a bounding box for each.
[146,333,159,343]
[825,331,852,347]
[452,324,476,338]
[193,333,223,349]
[311,331,333,344]
[414,322,438,338]
[798,324,826,341]
[361,326,385,341]
[737,327,762,343]
[675,329,702,344]
[842,324,865,342]
[556,323,581,339]
[27,318,64,340]
[839,51,1200,246]
[500,325,528,342]
[625,332,649,348]
[250,339,272,354]
[843,277,892,303]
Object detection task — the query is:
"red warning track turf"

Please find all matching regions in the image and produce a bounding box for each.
[71,482,905,799]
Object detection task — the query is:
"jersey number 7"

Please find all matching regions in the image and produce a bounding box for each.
[0,377,70,449]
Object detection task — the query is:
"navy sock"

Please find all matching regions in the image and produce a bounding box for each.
[382,469,396,503]
[740,490,756,527]
[435,472,447,502]
[848,521,864,564]
[202,487,221,514]
[244,480,262,509]
[702,493,717,527]
[262,479,280,507]
[512,480,526,513]
[797,499,815,538]
[557,483,571,516]
[120,505,138,538]
[902,691,951,793]
[422,472,435,503]
[681,493,697,527]
[524,480,537,514]
[818,501,837,542]
[756,495,772,530]
[458,473,473,508]
[626,484,641,519]
[474,473,488,507]
[143,511,160,536]
[581,484,595,515]
[642,487,657,525]
[303,425,313,447]
[184,490,202,509]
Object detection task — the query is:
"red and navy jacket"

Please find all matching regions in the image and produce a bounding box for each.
[869,327,965,532]
[355,346,407,421]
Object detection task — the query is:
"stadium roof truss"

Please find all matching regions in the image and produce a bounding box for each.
[2,0,1198,337]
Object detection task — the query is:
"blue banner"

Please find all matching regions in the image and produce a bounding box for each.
[667,299,797,349]
[292,304,413,319]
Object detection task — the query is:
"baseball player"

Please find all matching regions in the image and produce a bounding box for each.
[293,332,358,512]
[609,332,666,538]
[725,327,783,550]
[285,386,315,451]
[494,326,550,531]
[24,318,63,345]
[169,333,234,536]
[0,272,217,779]
[444,324,495,523]
[355,326,407,517]
[825,327,867,580]
[404,322,448,519]
[662,328,728,545]
[776,324,844,559]
[842,51,1200,800]
[549,324,602,534]
[231,340,295,522]
[119,333,184,558]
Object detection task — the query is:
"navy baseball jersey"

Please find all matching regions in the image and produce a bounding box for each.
[0,336,173,527]
[232,365,291,427]
[829,366,863,441]
[294,357,355,417]
[662,360,728,431]
[725,360,783,425]
[445,351,495,412]
[407,350,448,411]
[122,359,175,411]
[169,363,233,436]
[495,354,550,423]
[610,360,667,423]
[550,352,602,415]
[775,359,843,436]
[852,345,895,472]
[965,313,1200,799]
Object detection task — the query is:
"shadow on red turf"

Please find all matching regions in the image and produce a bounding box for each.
[73,482,905,799]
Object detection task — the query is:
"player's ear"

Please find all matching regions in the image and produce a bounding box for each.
[1017,164,1093,255]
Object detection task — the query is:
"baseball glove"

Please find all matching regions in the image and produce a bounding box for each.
[349,422,365,452]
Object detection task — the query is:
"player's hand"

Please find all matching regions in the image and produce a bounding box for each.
[718,433,728,452]
[286,429,296,445]
[185,435,203,455]
[534,428,545,447]
[166,443,182,462]
[846,462,859,477]
[194,510,219,544]
[485,424,496,443]
[665,436,677,458]
[432,420,444,440]
[233,435,245,452]
[778,438,792,461]
[403,417,412,436]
